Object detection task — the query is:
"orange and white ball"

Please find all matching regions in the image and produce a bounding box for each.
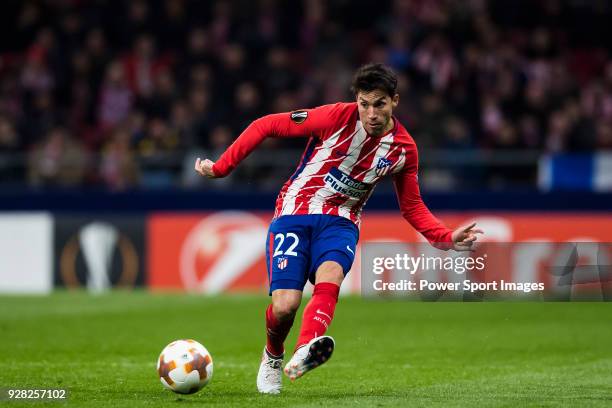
[157,339,213,394]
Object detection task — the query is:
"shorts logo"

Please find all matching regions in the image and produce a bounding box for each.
[375,157,393,177]
[290,110,308,124]
[277,257,288,270]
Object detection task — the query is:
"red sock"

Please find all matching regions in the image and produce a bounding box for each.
[265,304,293,357]
[295,282,340,350]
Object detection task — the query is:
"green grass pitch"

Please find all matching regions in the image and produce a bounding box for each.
[1,292,612,407]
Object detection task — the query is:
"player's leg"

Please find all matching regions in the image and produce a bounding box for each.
[264,217,311,357]
[294,261,342,348]
[266,289,302,357]
[258,289,301,394]
[283,261,343,380]
[258,217,310,394]
[284,215,358,380]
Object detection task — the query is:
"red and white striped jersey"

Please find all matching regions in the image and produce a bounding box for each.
[212,102,453,245]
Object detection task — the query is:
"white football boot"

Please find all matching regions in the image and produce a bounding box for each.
[257,347,284,394]
[284,336,335,381]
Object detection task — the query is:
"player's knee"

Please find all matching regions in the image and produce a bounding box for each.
[272,296,300,321]
[315,261,344,285]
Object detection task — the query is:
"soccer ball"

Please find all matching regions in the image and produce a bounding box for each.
[157,339,213,394]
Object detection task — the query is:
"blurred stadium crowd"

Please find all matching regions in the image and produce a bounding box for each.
[0,0,610,190]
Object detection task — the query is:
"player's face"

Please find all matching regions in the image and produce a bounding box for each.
[356,90,399,136]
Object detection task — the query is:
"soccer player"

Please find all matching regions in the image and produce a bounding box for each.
[195,63,482,394]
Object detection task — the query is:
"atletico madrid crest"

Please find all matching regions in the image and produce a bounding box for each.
[277,257,288,270]
[375,157,393,176]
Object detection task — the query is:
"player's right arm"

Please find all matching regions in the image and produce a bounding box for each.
[194,103,352,178]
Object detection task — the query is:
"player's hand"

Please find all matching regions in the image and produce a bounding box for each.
[194,158,218,178]
[451,222,483,252]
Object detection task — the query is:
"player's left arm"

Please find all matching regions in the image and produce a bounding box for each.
[392,146,483,251]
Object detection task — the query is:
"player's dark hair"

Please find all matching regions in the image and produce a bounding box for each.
[351,63,398,97]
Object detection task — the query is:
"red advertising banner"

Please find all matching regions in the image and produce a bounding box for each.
[148,211,271,292]
[147,212,612,293]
